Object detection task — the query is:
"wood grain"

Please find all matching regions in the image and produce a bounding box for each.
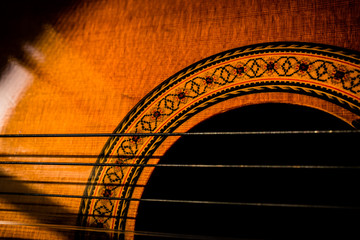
[0,0,359,239]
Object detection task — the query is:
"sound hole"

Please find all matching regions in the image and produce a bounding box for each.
[135,103,359,239]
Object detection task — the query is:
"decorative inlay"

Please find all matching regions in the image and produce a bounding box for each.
[77,42,360,239]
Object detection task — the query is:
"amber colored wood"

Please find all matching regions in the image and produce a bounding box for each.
[1,0,360,239]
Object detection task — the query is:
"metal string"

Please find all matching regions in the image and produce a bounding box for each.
[0,191,358,210]
[0,129,359,138]
[0,221,246,240]
[1,130,359,237]
[0,161,359,169]
[0,209,133,220]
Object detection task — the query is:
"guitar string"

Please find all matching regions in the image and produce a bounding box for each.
[1,129,357,169]
[0,129,359,138]
[0,191,358,210]
[1,161,359,169]
[0,208,132,220]
[0,221,249,240]
[2,129,357,169]
[1,130,359,237]
[1,190,358,237]
[1,130,358,206]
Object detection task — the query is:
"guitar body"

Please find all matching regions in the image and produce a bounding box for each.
[1,0,360,239]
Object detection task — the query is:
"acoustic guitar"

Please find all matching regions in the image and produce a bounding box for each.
[1,0,359,239]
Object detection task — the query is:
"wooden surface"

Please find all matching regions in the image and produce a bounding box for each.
[0,0,360,239]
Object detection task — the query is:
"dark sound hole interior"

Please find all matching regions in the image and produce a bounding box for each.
[135,103,359,240]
